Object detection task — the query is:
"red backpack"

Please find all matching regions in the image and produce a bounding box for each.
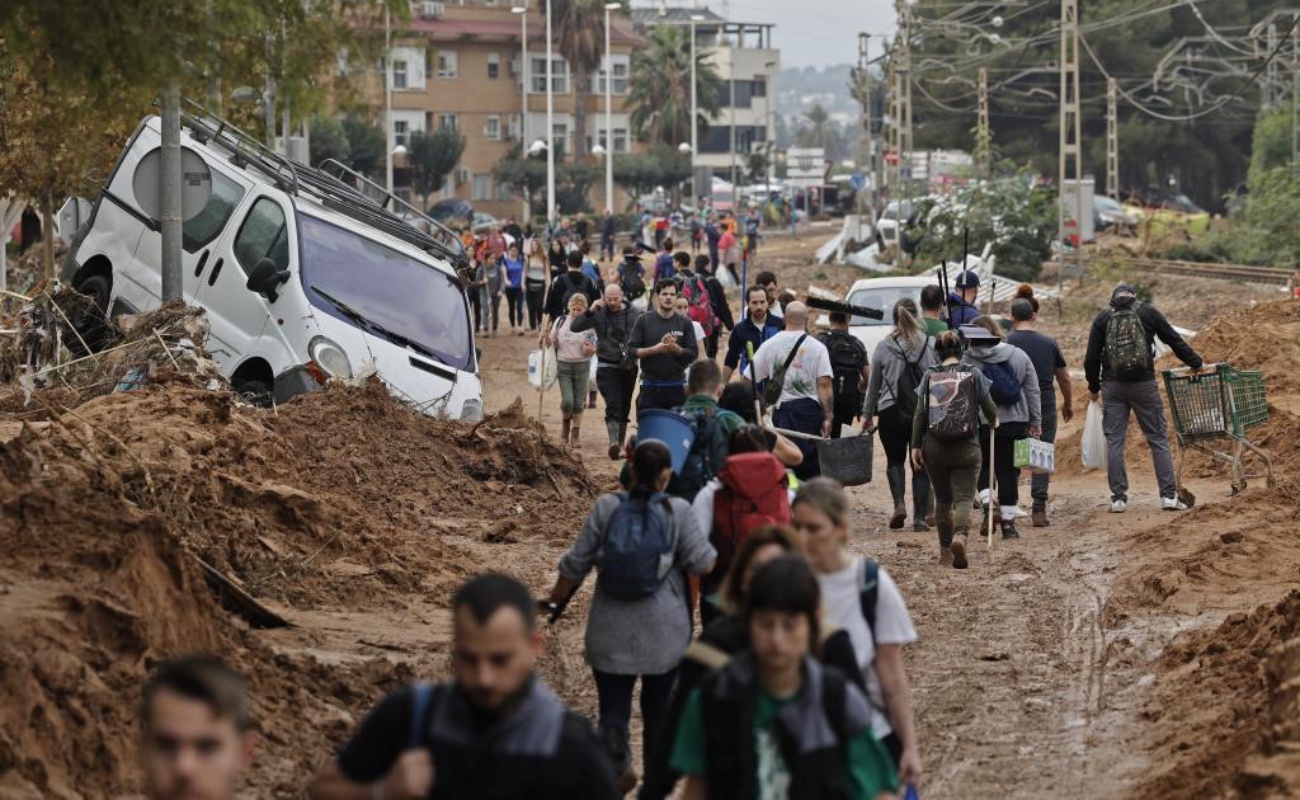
[682,274,719,337]
[712,452,792,565]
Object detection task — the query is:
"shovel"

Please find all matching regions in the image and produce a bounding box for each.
[987,424,997,564]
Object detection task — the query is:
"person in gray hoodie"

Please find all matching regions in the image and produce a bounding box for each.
[863,298,936,531]
[961,318,1042,539]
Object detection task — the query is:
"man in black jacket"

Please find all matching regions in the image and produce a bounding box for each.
[572,284,642,458]
[599,210,617,261]
[544,251,598,327]
[310,574,620,800]
[1083,283,1203,513]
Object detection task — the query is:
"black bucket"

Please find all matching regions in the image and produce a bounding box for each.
[817,433,873,486]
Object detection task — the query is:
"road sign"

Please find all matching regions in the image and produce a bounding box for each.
[133,146,213,223]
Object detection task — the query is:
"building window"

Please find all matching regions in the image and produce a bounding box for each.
[392,59,408,89]
[752,77,767,98]
[486,115,501,140]
[488,53,500,79]
[394,120,410,147]
[530,56,570,94]
[595,55,630,95]
[473,174,493,201]
[597,127,629,153]
[437,51,458,78]
[551,122,569,157]
[438,113,459,132]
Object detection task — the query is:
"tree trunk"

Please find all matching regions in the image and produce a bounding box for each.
[41,195,55,283]
[573,67,591,160]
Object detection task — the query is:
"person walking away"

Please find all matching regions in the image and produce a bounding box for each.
[705,214,722,273]
[545,251,599,328]
[695,255,735,360]
[670,556,900,800]
[653,238,677,284]
[863,298,935,531]
[617,246,648,311]
[717,227,738,285]
[1006,285,1073,526]
[675,252,722,357]
[793,479,921,786]
[580,240,605,294]
[961,318,1042,539]
[141,657,257,800]
[743,209,761,257]
[503,243,526,336]
[818,311,870,438]
[628,280,698,412]
[689,213,703,255]
[667,360,746,502]
[573,284,642,458]
[477,255,506,338]
[601,210,617,262]
[546,441,716,794]
[919,283,948,336]
[723,285,783,381]
[541,293,599,443]
[751,302,835,480]
[1083,282,1203,512]
[468,257,486,334]
[911,330,999,568]
[311,574,620,800]
[947,271,982,326]
[525,238,551,332]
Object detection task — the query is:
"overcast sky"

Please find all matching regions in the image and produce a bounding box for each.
[716,0,897,68]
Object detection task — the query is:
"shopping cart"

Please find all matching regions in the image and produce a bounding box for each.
[1162,363,1274,493]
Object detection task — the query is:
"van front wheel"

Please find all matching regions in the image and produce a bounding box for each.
[70,272,112,354]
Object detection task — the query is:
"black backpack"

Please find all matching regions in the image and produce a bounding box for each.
[1105,303,1151,381]
[819,331,868,405]
[889,339,927,420]
[619,262,646,300]
[667,405,739,502]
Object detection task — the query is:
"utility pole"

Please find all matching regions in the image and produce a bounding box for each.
[1058,0,1083,289]
[857,33,874,209]
[976,66,990,178]
[1267,23,1281,110]
[885,48,898,198]
[897,0,913,220]
[160,84,183,302]
[1292,19,1298,176]
[1106,77,1119,199]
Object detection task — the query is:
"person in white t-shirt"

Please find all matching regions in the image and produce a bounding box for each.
[751,301,834,479]
[792,478,922,787]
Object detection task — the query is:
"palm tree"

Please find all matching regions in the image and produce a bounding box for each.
[796,104,834,149]
[627,25,722,149]
[551,0,605,160]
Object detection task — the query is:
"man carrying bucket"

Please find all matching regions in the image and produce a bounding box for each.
[751,302,835,480]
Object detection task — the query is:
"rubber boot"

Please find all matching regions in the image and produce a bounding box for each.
[912,474,931,532]
[561,416,572,443]
[886,464,906,529]
[939,546,954,567]
[606,420,622,460]
[1001,518,1021,540]
[600,725,637,795]
[951,528,970,569]
[570,419,582,444]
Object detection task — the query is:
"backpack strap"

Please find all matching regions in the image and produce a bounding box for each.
[408,683,436,750]
[856,558,879,646]
[821,668,849,747]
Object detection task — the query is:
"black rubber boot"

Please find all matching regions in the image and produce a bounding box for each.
[886,464,906,529]
[1001,519,1021,540]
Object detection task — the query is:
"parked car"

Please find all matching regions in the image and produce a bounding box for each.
[843,275,938,354]
[62,107,483,421]
[1093,194,1138,235]
[1123,188,1210,235]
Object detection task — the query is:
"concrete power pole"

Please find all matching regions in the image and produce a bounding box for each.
[886,50,898,197]
[1058,0,1083,288]
[1106,77,1119,199]
[858,33,874,209]
[898,0,913,206]
[976,67,990,178]
[160,84,183,302]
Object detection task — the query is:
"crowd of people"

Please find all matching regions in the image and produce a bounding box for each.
[136,236,1206,799]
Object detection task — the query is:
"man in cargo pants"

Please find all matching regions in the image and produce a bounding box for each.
[571,285,642,459]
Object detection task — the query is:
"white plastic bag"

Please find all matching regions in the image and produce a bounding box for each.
[1081,400,1107,471]
[528,348,558,391]
[589,354,598,383]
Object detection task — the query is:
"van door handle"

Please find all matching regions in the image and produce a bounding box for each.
[194,250,209,278]
[208,258,224,287]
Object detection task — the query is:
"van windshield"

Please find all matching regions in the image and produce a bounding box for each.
[298,214,472,371]
[846,286,922,327]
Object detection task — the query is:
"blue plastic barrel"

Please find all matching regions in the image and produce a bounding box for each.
[636,410,697,474]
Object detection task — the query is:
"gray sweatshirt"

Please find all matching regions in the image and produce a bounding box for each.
[863,334,936,417]
[962,342,1042,427]
[627,311,698,384]
[570,305,642,366]
[559,493,715,675]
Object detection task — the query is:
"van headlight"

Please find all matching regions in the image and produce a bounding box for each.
[309,336,353,380]
[460,398,483,423]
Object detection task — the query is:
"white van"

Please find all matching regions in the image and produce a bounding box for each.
[843,275,938,355]
[63,107,483,421]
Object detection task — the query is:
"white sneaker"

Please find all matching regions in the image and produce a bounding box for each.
[1110,499,1127,513]
[1161,496,1188,511]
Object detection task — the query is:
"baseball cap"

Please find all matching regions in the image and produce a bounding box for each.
[1112,282,1138,298]
[955,271,981,289]
[959,324,1001,343]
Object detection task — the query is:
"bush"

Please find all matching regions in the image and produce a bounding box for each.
[912,174,1056,281]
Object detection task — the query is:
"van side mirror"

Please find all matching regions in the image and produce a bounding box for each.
[246,257,290,302]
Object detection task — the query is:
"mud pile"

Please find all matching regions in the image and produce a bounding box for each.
[1184,298,1300,395]
[0,380,594,795]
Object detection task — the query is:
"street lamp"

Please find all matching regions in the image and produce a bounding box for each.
[529,138,548,156]
[603,2,621,215]
[678,142,693,155]
[689,14,705,204]
[512,5,530,222]
[545,0,556,227]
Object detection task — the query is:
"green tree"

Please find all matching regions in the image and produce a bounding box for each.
[552,0,607,160]
[309,116,351,166]
[408,128,467,212]
[914,176,1056,281]
[627,25,722,148]
[341,116,386,177]
[612,144,691,204]
[494,145,548,216]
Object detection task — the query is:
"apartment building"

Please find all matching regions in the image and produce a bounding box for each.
[630,6,780,188]
[373,2,645,219]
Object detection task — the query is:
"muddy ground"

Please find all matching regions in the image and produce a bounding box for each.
[1,226,1297,798]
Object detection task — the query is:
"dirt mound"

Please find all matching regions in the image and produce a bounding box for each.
[0,379,595,795]
[1129,590,1300,799]
[1176,299,1300,394]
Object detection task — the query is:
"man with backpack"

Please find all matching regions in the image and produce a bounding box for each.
[818,311,870,438]
[616,247,647,308]
[544,251,599,327]
[310,574,620,800]
[752,302,835,479]
[694,255,735,360]
[668,360,746,502]
[673,252,723,358]
[652,238,676,284]
[628,279,699,412]
[1084,283,1203,513]
[573,284,643,459]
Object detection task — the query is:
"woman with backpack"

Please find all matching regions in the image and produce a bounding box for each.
[960,317,1042,540]
[546,441,716,794]
[863,298,935,531]
[524,238,551,332]
[540,293,599,443]
[670,556,900,800]
[910,330,1000,569]
[793,478,921,787]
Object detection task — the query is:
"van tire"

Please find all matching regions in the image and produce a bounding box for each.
[70,272,113,355]
[234,379,273,408]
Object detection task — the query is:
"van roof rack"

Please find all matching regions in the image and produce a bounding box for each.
[176,98,467,270]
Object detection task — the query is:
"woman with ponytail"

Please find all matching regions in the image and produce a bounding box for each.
[863,298,935,531]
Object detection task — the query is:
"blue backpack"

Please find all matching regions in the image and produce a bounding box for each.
[599,493,676,600]
[983,360,1022,406]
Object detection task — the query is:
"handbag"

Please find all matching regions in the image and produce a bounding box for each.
[762,334,808,408]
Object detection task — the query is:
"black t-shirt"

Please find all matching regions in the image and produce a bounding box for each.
[1007,329,1066,402]
[337,684,619,800]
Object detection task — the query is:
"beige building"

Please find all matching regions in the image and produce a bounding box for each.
[370,2,646,220]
